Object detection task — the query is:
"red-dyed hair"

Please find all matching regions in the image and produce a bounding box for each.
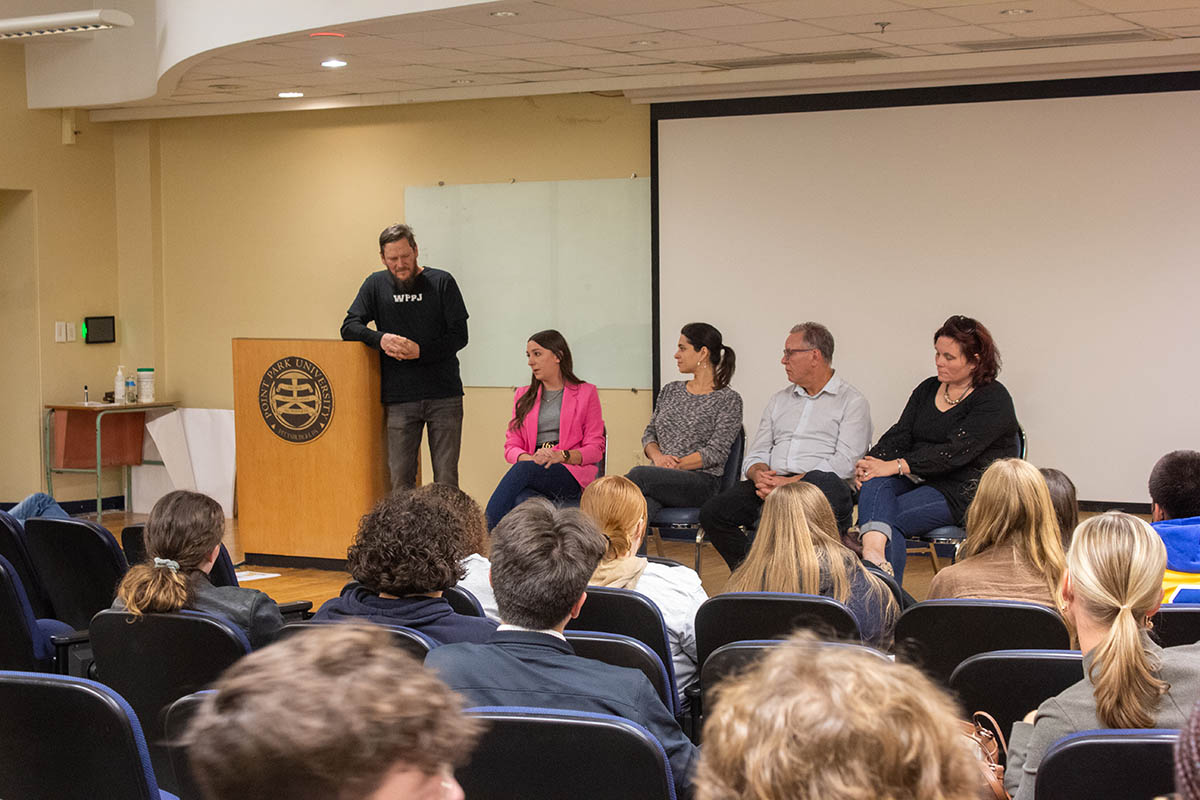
[934,315,1001,385]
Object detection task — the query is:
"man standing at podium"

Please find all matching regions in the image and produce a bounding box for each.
[342,223,469,490]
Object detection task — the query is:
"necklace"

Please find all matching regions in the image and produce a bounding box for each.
[943,382,972,405]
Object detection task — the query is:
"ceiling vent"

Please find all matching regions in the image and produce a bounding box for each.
[957,29,1162,52]
[696,50,893,70]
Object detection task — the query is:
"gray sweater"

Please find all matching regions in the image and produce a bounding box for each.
[1006,638,1200,799]
[642,381,743,477]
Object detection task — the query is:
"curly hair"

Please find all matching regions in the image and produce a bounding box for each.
[346,490,466,595]
[696,632,979,800]
[415,483,489,558]
[183,624,481,800]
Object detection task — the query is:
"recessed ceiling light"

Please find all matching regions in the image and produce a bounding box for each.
[999,8,1032,14]
[490,10,519,17]
[278,91,305,98]
[309,32,344,38]
[451,79,474,84]
[630,40,658,46]
[321,58,348,68]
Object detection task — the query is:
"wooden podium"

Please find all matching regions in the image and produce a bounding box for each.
[232,339,389,562]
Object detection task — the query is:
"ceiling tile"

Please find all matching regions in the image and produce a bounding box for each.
[618,6,782,29]
[371,64,472,78]
[752,33,886,53]
[569,30,720,50]
[1166,24,1200,35]
[468,40,609,57]
[546,0,720,12]
[874,44,936,56]
[392,48,499,65]
[431,2,593,25]
[934,0,1099,25]
[213,42,309,61]
[456,59,567,73]
[269,34,409,55]
[414,74,527,87]
[808,9,967,34]
[684,20,837,42]
[597,62,719,74]
[339,17,474,35]
[1075,0,1199,11]
[984,13,1142,34]
[387,27,547,48]
[502,18,660,39]
[189,60,310,77]
[501,68,613,80]
[635,42,777,59]
[861,24,1012,44]
[739,0,909,19]
[1117,8,1200,27]
[529,52,664,67]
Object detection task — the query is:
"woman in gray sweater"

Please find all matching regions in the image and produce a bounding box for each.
[627,322,742,520]
[1007,511,1200,799]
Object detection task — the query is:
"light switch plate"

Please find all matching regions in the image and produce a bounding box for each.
[66,322,76,342]
[54,321,66,342]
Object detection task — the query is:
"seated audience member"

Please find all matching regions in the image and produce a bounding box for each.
[695,630,980,800]
[927,458,1066,609]
[580,475,708,703]
[723,482,898,648]
[699,322,872,571]
[1040,467,1079,550]
[5,491,71,526]
[1177,700,1200,800]
[485,329,605,530]
[313,490,498,643]
[425,499,697,796]
[112,490,283,649]
[1006,512,1200,800]
[856,315,1019,583]
[1149,450,1200,603]
[417,482,499,620]
[626,322,742,521]
[182,624,480,800]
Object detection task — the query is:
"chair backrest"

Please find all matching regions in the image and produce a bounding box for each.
[865,561,910,610]
[1017,425,1028,459]
[122,523,239,588]
[23,517,128,629]
[719,428,746,492]
[278,620,437,661]
[460,707,676,800]
[0,509,54,618]
[949,649,1084,754]
[90,608,252,794]
[895,600,1071,686]
[565,630,675,714]
[1151,604,1200,648]
[0,670,166,800]
[445,584,485,617]
[164,691,210,800]
[1034,729,1178,800]
[695,592,862,667]
[0,554,54,671]
[565,586,677,695]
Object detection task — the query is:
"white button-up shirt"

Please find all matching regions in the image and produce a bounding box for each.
[742,374,872,480]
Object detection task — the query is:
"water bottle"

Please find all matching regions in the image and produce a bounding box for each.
[126,373,137,403]
[114,365,125,404]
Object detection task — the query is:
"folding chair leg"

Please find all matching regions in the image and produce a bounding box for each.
[927,543,943,574]
[694,530,705,573]
[653,527,666,557]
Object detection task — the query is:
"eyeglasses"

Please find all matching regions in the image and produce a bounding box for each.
[782,348,816,359]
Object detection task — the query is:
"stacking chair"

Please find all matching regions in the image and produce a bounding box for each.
[23,516,128,629]
[0,508,55,618]
[894,599,1071,686]
[565,630,675,713]
[164,691,209,800]
[949,649,1084,759]
[278,620,437,660]
[695,592,861,668]
[445,584,486,617]
[0,554,75,672]
[650,428,745,571]
[565,586,679,714]
[0,670,179,799]
[460,707,677,800]
[1033,729,1178,800]
[90,609,252,795]
[1151,604,1200,647]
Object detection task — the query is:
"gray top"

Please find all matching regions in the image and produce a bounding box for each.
[537,388,563,445]
[1006,638,1200,799]
[642,381,743,477]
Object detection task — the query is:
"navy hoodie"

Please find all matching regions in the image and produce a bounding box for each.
[313,583,497,644]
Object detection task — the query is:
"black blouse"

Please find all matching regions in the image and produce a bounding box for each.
[868,376,1019,524]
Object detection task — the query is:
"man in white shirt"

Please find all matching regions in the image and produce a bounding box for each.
[699,322,872,570]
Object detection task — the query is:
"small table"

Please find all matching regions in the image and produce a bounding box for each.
[43,401,177,521]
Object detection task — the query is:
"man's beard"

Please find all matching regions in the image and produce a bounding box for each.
[393,274,419,293]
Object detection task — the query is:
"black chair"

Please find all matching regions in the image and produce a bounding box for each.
[650,427,745,572]
[445,584,485,617]
[0,509,54,618]
[695,592,861,667]
[23,516,128,629]
[865,561,913,610]
[460,707,677,800]
[565,630,675,713]
[164,691,208,800]
[0,554,75,672]
[1151,604,1200,647]
[895,599,1071,686]
[0,670,177,799]
[1034,728,1178,800]
[121,524,239,589]
[278,620,436,661]
[565,586,678,714]
[90,609,252,795]
[948,649,1083,759]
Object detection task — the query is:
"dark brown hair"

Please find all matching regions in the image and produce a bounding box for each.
[1176,699,1200,799]
[510,329,583,432]
[115,490,225,615]
[1149,450,1200,520]
[415,482,489,558]
[183,624,481,800]
[378,222,416,252]
[933,315,1001,385]
[346,490,466,595]
[1040,468,1079,550]
[681,322,736,390]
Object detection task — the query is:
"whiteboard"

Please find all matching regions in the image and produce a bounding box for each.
[406,178,651,389]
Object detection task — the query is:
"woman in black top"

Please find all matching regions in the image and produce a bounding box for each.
[855,315,1019,583]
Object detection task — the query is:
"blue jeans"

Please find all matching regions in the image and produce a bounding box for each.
[485,461,582,530]
[856,476,954,584]
[8,492,71,526]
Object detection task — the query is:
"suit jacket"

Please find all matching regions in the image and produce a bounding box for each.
[425,629,696,797]
[504,382,605,487]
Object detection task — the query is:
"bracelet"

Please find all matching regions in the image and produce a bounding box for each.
[895,459,904,476]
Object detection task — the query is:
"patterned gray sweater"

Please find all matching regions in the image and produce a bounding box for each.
[642,382,743,477]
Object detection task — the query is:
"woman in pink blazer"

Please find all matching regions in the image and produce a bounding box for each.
[485,329,606,530]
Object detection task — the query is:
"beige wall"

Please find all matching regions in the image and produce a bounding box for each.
[111,92,652,506]
[0,47,123,502]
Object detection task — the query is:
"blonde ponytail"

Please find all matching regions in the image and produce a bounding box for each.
[117,560,192,614]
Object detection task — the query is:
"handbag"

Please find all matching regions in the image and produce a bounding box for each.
[961,711,1009,800]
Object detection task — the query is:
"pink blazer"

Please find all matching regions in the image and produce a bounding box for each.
[504,382,606,488]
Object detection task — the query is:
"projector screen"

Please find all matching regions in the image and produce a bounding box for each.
[655,78,1200,505]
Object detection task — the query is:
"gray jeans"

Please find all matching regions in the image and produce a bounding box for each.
[386,396,464,490]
